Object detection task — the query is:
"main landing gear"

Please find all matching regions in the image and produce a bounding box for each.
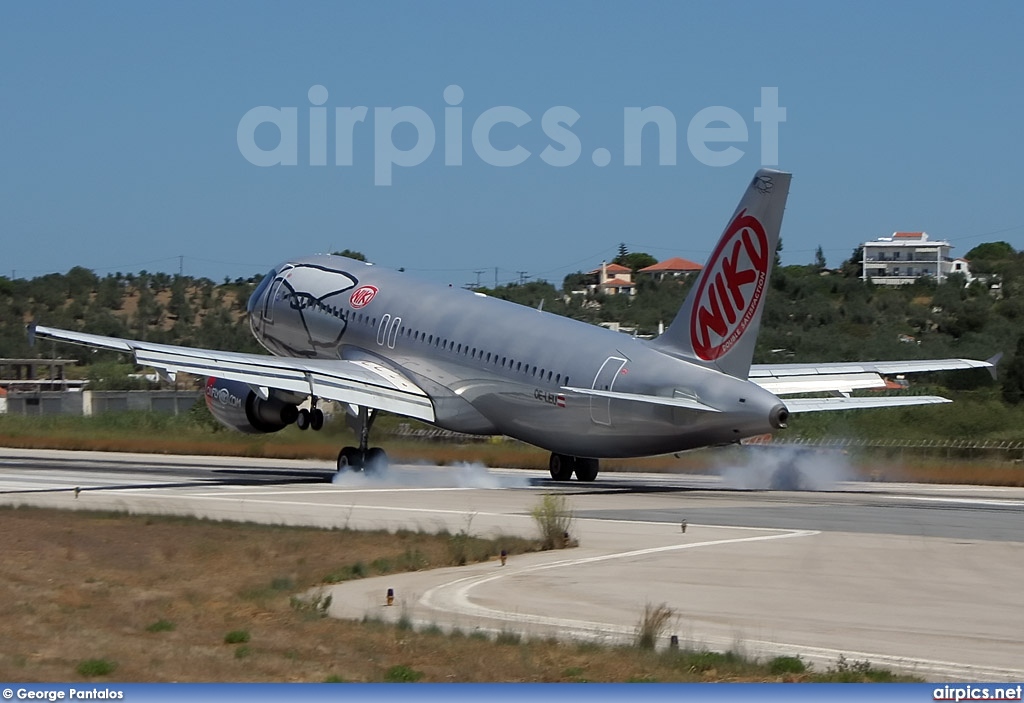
[294,398,325,432]
[549,453,599,482]
[337,406,389,473]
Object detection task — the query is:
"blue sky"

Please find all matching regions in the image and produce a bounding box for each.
[2,1,1022,286]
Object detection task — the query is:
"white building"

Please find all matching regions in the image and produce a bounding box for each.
[861,232,971,285]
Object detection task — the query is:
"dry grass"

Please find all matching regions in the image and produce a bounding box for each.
[0,507,914,682]
[0,431,708,471]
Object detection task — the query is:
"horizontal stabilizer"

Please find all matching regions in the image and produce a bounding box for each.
[562,386,721,412]
[783,395,951,413]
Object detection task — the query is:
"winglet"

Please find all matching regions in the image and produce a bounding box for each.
[26,320,37,348]
[986,352,1003,381]
[650,169,792,379]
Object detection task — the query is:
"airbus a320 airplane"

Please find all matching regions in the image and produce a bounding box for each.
[33,169,994,481]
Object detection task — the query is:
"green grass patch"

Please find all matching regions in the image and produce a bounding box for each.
[144,619,175,633]
[224,630,250,644]
[384,664,424,682]
[76,659,116,677]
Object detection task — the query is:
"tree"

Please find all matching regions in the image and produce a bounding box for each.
[332,249,367,261]
[965,241,1015,261]
[1002,335,1024,404]
[839,246,864,278]
[615,242,629,261]
[814,245,827,271]
[618,252,657,272]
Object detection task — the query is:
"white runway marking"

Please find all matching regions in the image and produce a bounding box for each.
[189,487,478,497]
[892,495,1024,507]
[422,529,819,629]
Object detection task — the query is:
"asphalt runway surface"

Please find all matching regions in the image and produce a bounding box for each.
[1,446,1022,681]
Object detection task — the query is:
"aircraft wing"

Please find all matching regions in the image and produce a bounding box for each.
[750,356,996,400]
[31,325,436,422]
[750,357,996,379]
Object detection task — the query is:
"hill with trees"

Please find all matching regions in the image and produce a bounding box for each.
[4,242,1024,441]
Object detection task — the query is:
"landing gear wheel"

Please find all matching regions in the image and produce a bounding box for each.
[295,408,311,431]
[574,458,599,482]
[549,453,575,481]
[337,446,362,471]
[364,447,388,473]
[310,407,325,431]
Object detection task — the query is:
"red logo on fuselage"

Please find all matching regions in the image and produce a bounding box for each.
[349,285,378,309]
[689,209,769,361]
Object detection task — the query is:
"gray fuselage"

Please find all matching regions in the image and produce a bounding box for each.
[246,255,783,458]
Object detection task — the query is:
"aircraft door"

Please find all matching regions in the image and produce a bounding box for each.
[590,356,627,425]
[376,314,391,346]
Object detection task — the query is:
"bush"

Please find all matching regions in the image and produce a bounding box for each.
[531,494,575,549]
[635,602,674,650]
[768,655,806,674]
[495,630,522,645]
[224,630,250,644]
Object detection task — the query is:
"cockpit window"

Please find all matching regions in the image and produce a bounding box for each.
[247,269,277,315]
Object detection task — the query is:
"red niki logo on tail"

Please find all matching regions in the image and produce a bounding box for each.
[689,209,769,361]
[349,285,378,309]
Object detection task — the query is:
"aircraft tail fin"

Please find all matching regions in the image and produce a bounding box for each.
[650,168,791,379]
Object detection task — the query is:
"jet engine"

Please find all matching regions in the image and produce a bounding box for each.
[204,377,300,434]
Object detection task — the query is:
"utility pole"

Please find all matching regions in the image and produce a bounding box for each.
[517,271,529,285]
[494,267,498,288]
[179,255,184,277]
[473,270,485,289]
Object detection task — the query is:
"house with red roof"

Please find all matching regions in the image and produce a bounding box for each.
[586,262,636,296]
[637,256,703,281]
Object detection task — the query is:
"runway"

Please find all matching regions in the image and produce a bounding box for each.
[1,446,1023,681]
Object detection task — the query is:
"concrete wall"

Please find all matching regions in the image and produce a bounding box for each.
[2,391,202,416]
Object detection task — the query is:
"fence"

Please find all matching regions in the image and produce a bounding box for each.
[3,391,202,416]
[748,436,1024,463]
